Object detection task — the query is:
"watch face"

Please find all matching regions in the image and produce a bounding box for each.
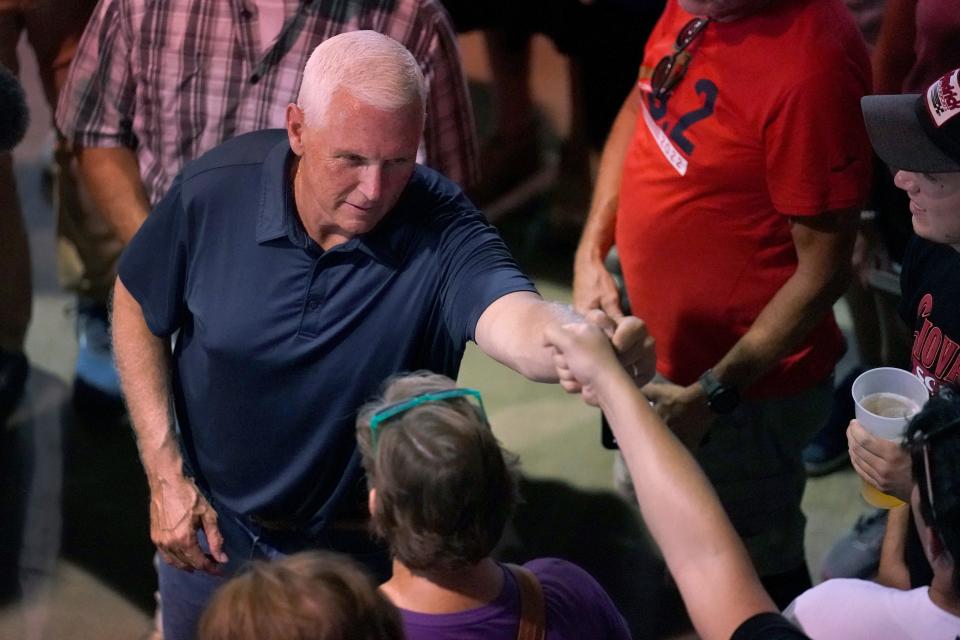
[699,370,739,414]
[710,387,739,414]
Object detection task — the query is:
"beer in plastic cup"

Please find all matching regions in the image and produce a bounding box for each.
[851,368,928,508]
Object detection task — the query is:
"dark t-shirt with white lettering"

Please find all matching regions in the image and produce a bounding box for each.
[899,235,960,395]
[898,234,960,588]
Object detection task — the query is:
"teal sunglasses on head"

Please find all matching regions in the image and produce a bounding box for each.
[369,388,487,448]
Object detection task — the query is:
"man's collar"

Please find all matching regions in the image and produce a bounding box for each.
[255,136,297,244]
[255,135,406,267]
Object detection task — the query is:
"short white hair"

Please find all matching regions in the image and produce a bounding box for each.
[297,30,426,126]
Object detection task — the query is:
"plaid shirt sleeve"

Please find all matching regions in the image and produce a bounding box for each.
[420,8,480,189]
[55,0,138,149]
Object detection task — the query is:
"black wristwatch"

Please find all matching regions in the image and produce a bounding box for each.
[698,369,740,414]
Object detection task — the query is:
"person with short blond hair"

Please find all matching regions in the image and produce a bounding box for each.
[199,551,405,640]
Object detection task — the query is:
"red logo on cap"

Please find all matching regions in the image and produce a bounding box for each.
[940,75,960,112]
[928,70,960,127]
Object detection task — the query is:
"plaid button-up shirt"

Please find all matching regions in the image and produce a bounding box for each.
[56,0,478,206]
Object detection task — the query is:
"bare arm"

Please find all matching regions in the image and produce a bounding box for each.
[648,210,857,446]
[113,277,226,572]
[419,6,479,188]
[871,0,917,94]
[475,291,654,384]
[714,210,857,389]
[77,146,150,244]
[545,324,776,640]
[475,292,588,382]
[876,504,912,589]
[572,82,641,318]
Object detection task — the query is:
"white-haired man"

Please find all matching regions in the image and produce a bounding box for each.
[112,31,653,640]
[54,0,479,412]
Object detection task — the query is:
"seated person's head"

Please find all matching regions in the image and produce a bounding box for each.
[198,551,404,640]
[904,390,960,593]
[862,67,960,248]
[355,372,519,572]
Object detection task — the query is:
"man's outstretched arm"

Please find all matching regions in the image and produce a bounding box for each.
[113,277,226,573]
[474,291,654,385]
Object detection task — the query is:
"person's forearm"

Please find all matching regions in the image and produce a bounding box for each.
[572,84,640,315]
[77,146,150,244]
[477,293,583,382]
[596,368,775,639]
[422,14,479,188]
[876,504,912,589]
[871,0,917,94]
[712,263,848,389]
[114,278,228,571]
[575,83,640,266]
[113,278,184,481]
[712,213,856,392]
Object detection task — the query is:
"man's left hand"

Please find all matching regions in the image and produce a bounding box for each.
[584,310,655,387]
[642,381,713,449]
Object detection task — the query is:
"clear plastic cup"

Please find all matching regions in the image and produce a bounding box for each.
[851,367,929,508]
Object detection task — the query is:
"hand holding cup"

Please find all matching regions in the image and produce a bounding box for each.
[850,368,927,508]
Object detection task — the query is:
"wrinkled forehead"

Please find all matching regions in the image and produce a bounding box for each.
[306,93,424,157]
[323,86,424,126]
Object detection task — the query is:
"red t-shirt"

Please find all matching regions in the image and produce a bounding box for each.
[616,0,872,398]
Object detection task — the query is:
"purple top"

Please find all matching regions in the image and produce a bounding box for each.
[399,558,632,640]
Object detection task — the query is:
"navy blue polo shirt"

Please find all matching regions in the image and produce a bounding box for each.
[118,129,536,531]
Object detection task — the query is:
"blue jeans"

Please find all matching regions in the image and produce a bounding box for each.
[158,505,389,640]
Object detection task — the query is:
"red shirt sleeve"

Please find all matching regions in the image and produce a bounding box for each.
[763,67,873,216]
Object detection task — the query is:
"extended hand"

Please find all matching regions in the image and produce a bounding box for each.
[642,382,713,449]
[611,315,656,387]
[544,322,622,405]
[149,473,228,574]
[582,310,656,388]
[573,253,624,320]
[847,419,913,501]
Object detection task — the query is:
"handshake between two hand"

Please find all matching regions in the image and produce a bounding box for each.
[544,311,655,407]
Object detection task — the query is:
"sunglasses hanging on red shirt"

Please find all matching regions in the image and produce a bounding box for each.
[650,17,711,103]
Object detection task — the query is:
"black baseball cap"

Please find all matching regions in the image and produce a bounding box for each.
[862,67,960,173]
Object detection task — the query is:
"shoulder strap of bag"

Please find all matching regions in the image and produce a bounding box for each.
[507,563,546,640]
